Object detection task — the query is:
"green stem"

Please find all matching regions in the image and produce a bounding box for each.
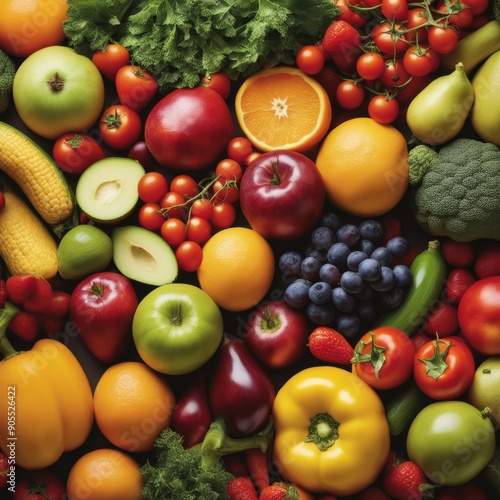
[305,412,340,451]
[199,417,274,470]
[0,301,19,359]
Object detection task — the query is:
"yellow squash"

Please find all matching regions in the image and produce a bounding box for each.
[0,302,94,470]
[272,366,390,497]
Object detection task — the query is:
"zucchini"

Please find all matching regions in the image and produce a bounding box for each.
[385,381,432,436]
[373,240,447,336]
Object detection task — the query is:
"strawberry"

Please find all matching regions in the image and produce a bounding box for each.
[383,456,434,499]
[22,277,53,313]
[5,274,37,305]
[411,330,433,352]
[8,310,40,342]
[474,241,500,279]
[445,268,476,304]
[321,20,361,54]
[0,279,7,309]
[227,476,259,500]
[308,326,354,365]
[38,315,66,337]
[354,485,391,499]
[246,447,270,492]
[441,238,475,268]
[423,301,459,337]
[0,450,8,490]
[223,452,249,478]
[259,482,301,500]
[45,289,71,317]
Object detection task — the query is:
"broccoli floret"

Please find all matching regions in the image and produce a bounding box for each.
[409,139,500,242]
[0,49,15,114]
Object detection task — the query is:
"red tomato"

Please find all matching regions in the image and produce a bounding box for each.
[159,191,188,220]
[91,43,130,81]
[296,45,325,75]
[457,276,500,355]
[160,217,187,247]
[380,0,408,21]
[52,133,106,174]
[12,470,66,500]
[379,58,411,90]
[186,217,212,245]
[210,202,236,229]
[175,240,203,272]
[404,7,429,42]
[461,0,488,15]
[356,52,386,81]
[191,198,214,220]
[372,22,408,54]
[436,0,473,29]
[367,95,400,123]
[215,159,243,183]
[138,172,169,203]
[336,80,365,110]
[138,202,165,231]
[351,327,415,390]
[115,64,159,112]
[212,179,240,204]
[402,45,436,76]
[227,136,253,165]
[99,105,142,150]
[170,174,200,199]
[200,72,232,100]
[428,25,459,54]
[413,335,475,400]
[396,74,432,105]
[335,0,369,28]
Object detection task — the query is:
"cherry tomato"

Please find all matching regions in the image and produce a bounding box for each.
[436,0,473,29]
[191,198,214,220]
[159,191,188,220]
[99,104,142,151]
[138,202,165,231]
[186,216,212,245]
[160,217,187,247]
[372,22,408,54]
[380,0,408,21]
[413,335,475,400]
[138,172,169,203]
[210,202,236,229]
[461,0,489,15]
[296,45,325,75]
[212,179,240,204]
[227,136,253,165]
[356,52,386,81]
[402,45,436,76]
[352,327,415,390]
[335,0,369,28]
[91,43,130,81]
[115,64,159,113]
[428,25,459,54]
[52,133,106,174]
[336,80,365,110]
[367,94,400,123]
[12,471,66,500]
[170,174,200,200]
[128,141,157,169]
[245,151,262,165]
[175,240,203,272]
[395,74,432,105]
[215,158,243,183]
[200,72,232,100]
[404,7,429,42]
[379,58,411,90]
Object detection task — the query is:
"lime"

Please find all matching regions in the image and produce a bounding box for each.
[57,225,113,280]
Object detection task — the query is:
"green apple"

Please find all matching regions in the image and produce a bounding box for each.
[13,46,105,140]
[132,283,224,375]
[76,157,145,224]
[112,225,178,287]
[57,224,113,280]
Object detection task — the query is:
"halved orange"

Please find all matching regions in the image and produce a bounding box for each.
[235,66,332,153]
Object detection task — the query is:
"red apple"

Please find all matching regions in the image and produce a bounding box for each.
[244,300,309,368]
[69,272,138,363]
[239,150,326,240]
[144,86,235,171]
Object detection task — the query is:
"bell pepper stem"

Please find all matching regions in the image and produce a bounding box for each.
[0,301,19,360]
[199,416,274,470]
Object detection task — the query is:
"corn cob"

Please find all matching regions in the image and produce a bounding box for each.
[0,190,59,279]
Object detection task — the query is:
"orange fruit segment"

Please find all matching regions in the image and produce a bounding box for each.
[235,66,332,153]
[197,227,275,312]
[316,117,409,217]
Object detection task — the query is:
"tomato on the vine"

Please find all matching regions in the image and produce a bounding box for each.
[175,240,203,272]
[351,327,415,390]
[335,0,369,28]
[413,335,475,400]
[402,45,436,76]
[368,94,400,123]
[200,72,232,100]
[186,217,212,245]
[372,22,408,54]
[215,159,243,183]
[380,0,408,21]
[159,191,188,220]
[137,172,169,203]
[99,105,142,151]
[427,25,459,54]
[461,0,489,15]
[226,136,253,165]
[295,45,325,75]
[436,0,473,29]
[210,202,236,229]
[395,74,431,105]
[160,218,187,247]
[115,65,159,112]
[404,7,429,42]
[52,133,106,175]
[336,80,365,110]
[379,58,411,90]
[170,175,200,199]
[356,52,386,81]
[91,43,130,81]
[138,202,164,231]
[191,198,214,221]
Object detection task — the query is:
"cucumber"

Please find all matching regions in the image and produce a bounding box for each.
[373,240,447,336]
[385,381,432,437]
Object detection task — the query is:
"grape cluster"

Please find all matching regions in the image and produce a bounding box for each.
[279,213,413,338]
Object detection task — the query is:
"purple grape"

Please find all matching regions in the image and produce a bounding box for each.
[370,266,396,292]
[335,224,361,248]
[300,256,321,281]
[340,270,364,294]
[358,219,384,242]
[370,246,393,267]
[332,286,357,312]
[311,226,336,250]
[386,236,410,256]
[284,280,311,308]
[358,258,382,282]
[347,251,368,272]
[335,313,361,338]
[279,250,302,279]
[327,242,351,269]
[319,263,341,287]
[306,302,336,325]
[320,212,342,232]
[378,287,405,310]
[309,281,333,305]
[393,264,413,288]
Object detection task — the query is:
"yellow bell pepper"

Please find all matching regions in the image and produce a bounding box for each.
[272,366,390,497]
[0,301,94,470]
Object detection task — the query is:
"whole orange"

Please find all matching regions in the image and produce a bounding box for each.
[315,117,409,217]
[197,227,275,312]
[93,361,175,453]
[66,448,144,500]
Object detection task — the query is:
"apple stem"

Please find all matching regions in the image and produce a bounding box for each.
[270,160,282,186]
[0,302,20,360]
[262,307,279,331]
[47,72,65,92]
